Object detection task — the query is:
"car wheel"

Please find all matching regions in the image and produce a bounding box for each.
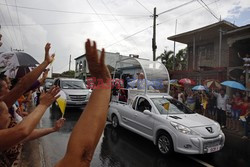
[157,132,173,155]
[112,115,119,128]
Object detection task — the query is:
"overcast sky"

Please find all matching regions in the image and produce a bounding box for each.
[0,0,249,73]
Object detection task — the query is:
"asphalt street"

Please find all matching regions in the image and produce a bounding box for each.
[39,106,250,167]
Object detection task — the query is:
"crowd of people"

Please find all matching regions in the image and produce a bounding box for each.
[170,86,250,139]
[0,34,111,167]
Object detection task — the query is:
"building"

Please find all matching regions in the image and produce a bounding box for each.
[168,20,250,90]
[75,51,127,81]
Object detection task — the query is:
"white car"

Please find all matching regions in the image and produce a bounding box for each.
[108,93,225,155]
[107,57,225,155]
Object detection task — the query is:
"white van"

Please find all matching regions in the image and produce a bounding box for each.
[53,78,91,108]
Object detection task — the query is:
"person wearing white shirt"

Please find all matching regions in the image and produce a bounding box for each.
[213,89,229,128]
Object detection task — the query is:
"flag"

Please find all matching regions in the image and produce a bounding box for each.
[56,91,67,117]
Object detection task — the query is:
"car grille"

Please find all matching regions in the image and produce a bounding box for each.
[69,95,86,101]
[203,138,221,148]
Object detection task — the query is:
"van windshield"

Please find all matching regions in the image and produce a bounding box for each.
[151,98,194,114]
[62,80,86,89]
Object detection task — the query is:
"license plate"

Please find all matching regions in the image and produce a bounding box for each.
[207,145,220,153]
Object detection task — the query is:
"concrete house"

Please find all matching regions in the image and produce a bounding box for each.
[168,20,250,90]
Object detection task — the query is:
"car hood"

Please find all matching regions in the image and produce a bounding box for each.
[63,89,90,95]
[166,113,215,128]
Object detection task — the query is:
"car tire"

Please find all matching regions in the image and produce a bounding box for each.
[157,132,173,155]
[112,115,119,128]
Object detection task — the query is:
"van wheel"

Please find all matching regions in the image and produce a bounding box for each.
[157,132,173,155]
[112,115,119,128]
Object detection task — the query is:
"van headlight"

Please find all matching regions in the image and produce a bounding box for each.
[170,122,198,135]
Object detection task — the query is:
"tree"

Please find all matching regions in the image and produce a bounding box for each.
[156,49,174,70]
[175,48,187,70]
[157,47,187,71]
[61,70,75,78]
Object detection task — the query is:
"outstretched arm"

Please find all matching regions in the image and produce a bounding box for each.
[56,39,111,167]
[2,43,55,108]
[0,86,60,151]
[22,118,65,142]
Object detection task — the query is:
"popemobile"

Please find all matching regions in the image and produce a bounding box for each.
[107,57,225,155]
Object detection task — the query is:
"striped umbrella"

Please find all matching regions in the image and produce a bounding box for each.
[203,79,221,89]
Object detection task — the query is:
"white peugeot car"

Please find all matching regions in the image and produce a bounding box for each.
[108,57,225,155]
[108,93,225,155]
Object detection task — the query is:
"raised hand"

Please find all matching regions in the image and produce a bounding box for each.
[44,43,55,64]
[53,118,65,131]
[85,39,111,84]
[39,86,60,107]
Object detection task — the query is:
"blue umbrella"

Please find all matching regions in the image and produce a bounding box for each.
[192,85,206,91]
[221,81,246,90]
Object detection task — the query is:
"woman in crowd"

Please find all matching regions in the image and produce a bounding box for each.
[240,96,250,139]
[185,90,196,111]
[231,92,243,131]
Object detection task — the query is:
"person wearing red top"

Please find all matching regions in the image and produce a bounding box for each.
[231,92,243,131]
[239,96,250,139]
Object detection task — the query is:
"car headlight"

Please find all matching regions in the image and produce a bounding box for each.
[170,122,198,135]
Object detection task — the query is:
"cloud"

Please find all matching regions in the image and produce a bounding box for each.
[0,0,249,73]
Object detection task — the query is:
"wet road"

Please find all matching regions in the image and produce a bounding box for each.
[40,106,250,167]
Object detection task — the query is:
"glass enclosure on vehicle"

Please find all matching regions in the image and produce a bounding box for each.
[111,57,170,103]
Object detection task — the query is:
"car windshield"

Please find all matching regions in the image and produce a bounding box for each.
[151,98,194,114]
[61,80,86,89]
[45,79,53,86]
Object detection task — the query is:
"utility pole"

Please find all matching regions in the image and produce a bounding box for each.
[152,7,157,61]
[69,54,71,71]
[173,19,177,70]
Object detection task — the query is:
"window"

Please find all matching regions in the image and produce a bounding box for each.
[79,61,83,71]
[136,97,151,112]
[76,62,79,72]
[132,97,138,110]
[198,44,214,60]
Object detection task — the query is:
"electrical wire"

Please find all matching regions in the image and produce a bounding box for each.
[157,0,219,26]
[135,0,153,15]
[105,26,152,48]
[1,16,149,27]
[14,0,24,50]
[198,0,219,21]
[157,0,196,16]
[0,6,15,49]
[4,0,20,49]
[0,2,149,17]
[101,0,145,54]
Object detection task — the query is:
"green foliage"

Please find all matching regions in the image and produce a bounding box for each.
[61,70,75,78]
[157,47,187,70]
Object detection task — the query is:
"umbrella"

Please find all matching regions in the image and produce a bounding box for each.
[203,79,222,89]
[0,51,39,68]
[192,85,206,91]
[0,52,38,78]
[221,80,246,90]
[178,78,196,85]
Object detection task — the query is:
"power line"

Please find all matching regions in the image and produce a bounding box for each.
[14,0,24,50]
[135,0,153,15]
[4,0,20,49]
[198,0,219,21]
[86,0,119,42]
[157,0,196,16]
[157,0,219,26]
[101,0,145,54]
[0,2,149,17]
[0,6,16,49]
[1,16,149,27]
[105,26,152,48]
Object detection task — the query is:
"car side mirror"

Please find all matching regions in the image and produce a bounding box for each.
[143,110,151,115]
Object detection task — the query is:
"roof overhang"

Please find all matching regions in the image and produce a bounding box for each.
[168,20,237,44]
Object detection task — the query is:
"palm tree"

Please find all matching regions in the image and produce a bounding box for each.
[175,48,187,70]
[156,49,174,70]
